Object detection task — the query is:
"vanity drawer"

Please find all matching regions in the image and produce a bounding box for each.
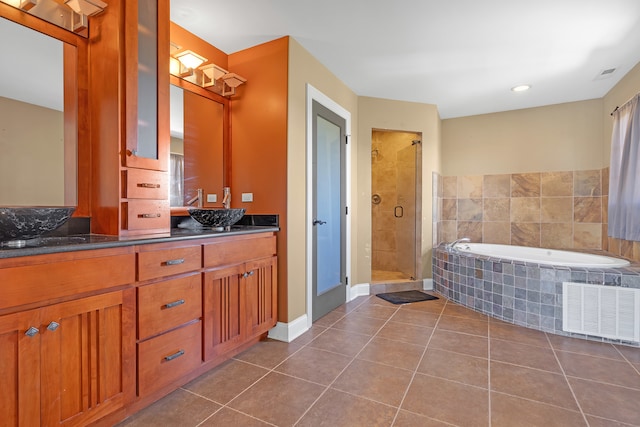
[124,168,168,199]
[203,234,276,268]
[137,244,201,281]
[137,274,202,340]
[137,321,202,397]
[124,200,170,231]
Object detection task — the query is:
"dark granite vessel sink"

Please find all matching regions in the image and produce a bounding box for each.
[0,207,76,246]
[187,208,246,228]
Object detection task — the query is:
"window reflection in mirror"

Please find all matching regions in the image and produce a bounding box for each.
[0,17,76,206]
[169,83,224,208]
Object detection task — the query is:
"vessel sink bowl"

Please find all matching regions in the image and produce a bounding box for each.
[0,206,76,243]
[187,208,246,228]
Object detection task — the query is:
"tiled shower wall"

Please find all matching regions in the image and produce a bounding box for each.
[433,168,640,262]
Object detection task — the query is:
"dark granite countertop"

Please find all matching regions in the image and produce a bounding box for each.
[0,225,279,259]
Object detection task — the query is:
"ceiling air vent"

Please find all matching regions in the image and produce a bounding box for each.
[594,68,617,80]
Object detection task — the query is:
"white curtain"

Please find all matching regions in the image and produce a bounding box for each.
[170,153,184,207]
[609,93,640,241]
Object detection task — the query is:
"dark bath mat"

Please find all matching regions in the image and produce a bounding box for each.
[376,290,439,305]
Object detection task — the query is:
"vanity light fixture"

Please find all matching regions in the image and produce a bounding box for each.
[174,50,207,70]
[221,73,247,96]
[511,84,531,92]
[200,63,228,88]
[65,0,107,16]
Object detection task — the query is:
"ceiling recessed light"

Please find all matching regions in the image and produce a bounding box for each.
[511,85,531,92]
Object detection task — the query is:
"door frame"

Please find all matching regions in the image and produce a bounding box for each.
[306,84,352,328]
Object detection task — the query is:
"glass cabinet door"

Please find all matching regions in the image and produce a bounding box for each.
[124,0,169,171]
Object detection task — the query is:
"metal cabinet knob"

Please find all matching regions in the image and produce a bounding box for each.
[25,326,39,337]
[47,321,60,331]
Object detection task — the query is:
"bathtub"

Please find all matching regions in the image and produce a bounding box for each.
[452,243,630,268]
[433,243,640,346]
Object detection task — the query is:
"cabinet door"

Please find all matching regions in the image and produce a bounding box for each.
[203,264,245,360]
[40,291,130,427]
[245,256,278,338]
[0,309,41,427]
[124,0,169,171]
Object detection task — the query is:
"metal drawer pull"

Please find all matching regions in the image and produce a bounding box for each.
[248,271,254,277]
[164,299,185,309]
[137,183,161,188]
[47,321,60,331]
[25,326,39,337]
[139,213,161,218]
[164,349,185,362]
[242,271,255,278]
[164,258,185,266]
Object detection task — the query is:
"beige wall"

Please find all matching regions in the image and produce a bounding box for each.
[358,97,441,280]
[0,96,65,205]
[603,61,640,165]
[441,99,604,176]
[287,39,359,321]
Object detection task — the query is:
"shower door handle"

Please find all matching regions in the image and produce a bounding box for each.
[313,219,327,226]
[394,206,404,218]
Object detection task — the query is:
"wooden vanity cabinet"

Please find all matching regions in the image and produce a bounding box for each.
[0,249,136,427]
[135,242,203,398]
[202,233,277,360]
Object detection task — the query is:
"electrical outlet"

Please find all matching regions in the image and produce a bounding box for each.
[241,193,253,202]
[207,194,217,203]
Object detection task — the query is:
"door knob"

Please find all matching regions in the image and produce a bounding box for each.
[313,219,327,225]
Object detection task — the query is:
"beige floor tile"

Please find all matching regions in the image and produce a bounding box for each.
[332,358,414,406]
[556,350,640,389]
[399,297,446,314]
[275,346,352,385]
[307,327,372,357]
[117,388,220,426]
[376,321,434,346]
[615,344,640,363]
[288,324,328,346]
[442,303,489,320]
[490,361,578,410]
[357,336,425,371]
[585,415,638,427]
[569,377,640,425]
[428,329,488,358]
[402,374,489,427]
[437,314,488,337]
[199,407,272,426]
[353,303,399,320]
[418,348,488,388]
[314,309,346,327]
[227,372,325,427]
[490,392,586,427]
[296,388,397,427]
[182,359,269,404]
[490,338,562,373]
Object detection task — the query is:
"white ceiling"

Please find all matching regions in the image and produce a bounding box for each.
[171,0,640,119]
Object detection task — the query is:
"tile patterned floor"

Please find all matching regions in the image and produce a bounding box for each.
[118,292,640,427]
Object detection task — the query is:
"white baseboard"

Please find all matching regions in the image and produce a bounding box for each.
[268,314,309,343]
[423,278,434,290]
[349,283,370,300]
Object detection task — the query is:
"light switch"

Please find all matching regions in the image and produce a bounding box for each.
[207,194,217,203]
[241,193,253,202]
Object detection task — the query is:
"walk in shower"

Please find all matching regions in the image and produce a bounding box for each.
[371,130,422,283]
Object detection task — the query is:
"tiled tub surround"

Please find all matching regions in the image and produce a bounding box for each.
[433,244,640,347]
[434,168,640,264]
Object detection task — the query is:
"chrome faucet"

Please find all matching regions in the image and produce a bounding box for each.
[446,237,470,251]
[186,188,203,208]
[222,187,231,209]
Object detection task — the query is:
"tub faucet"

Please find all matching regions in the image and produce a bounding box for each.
[186,188,203,208]
[222,187,231,209]
[446,237,470,251]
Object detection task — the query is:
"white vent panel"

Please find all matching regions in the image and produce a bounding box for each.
[563,282,640,342]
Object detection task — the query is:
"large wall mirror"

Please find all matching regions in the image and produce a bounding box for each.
[0,15,78,207]
[170,77,227,210]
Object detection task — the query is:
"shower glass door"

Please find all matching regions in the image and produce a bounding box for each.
[396,144,418,280]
